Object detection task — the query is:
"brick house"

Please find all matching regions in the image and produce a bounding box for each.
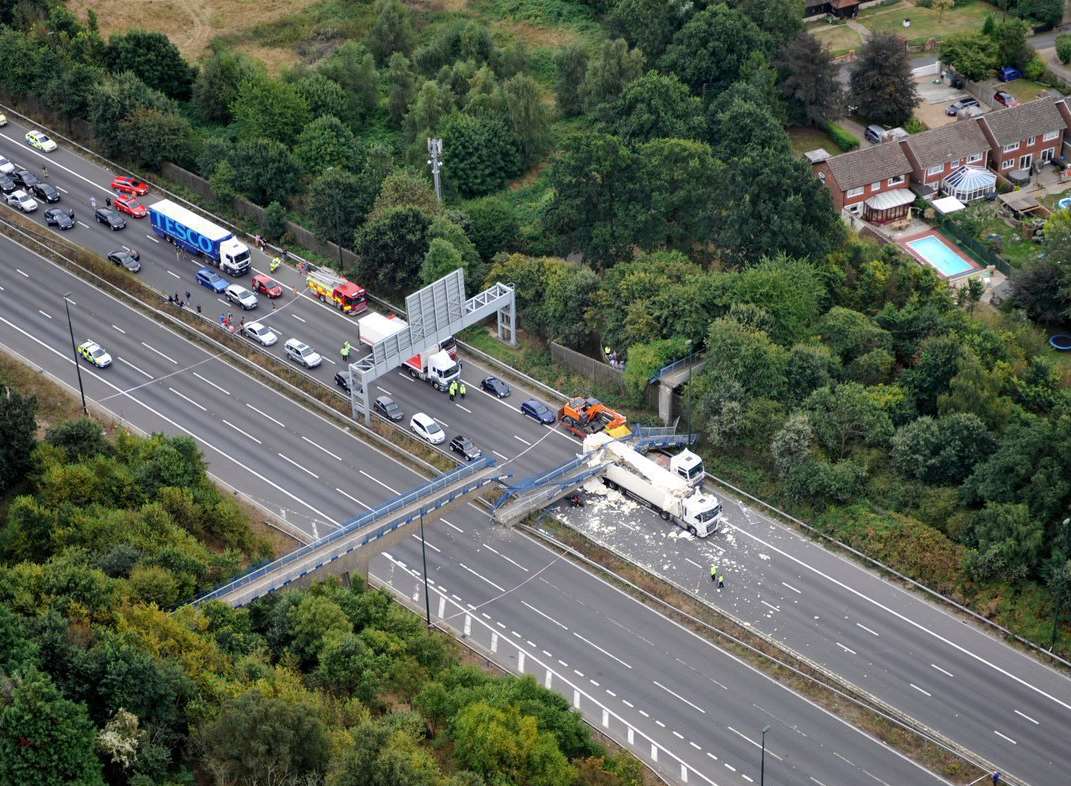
[977,96,1071,175]
[810,142,913,221]
[899,120,990,192]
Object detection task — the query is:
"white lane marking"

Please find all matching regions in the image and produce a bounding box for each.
[222,419,262,444]
[856,622,880,637]
[602,687,612,695]
[835,642,856,655]
[37,309,51,319]
[376,385,392,395]
[1013,709,1039,725]
[832,752,853,766]
[730,519,1071,714]
[684,557,703,569]
[63,297,75,305]
[638,710,649,718]
[277,451,319,479]
[16,268,29,277]
[909,683,932,697]
[760,600,780,613]
[930,664,954,678]
[167,270,181,279]
[513,434,531,446]
[117,356,153,379]
[723,764,736,773]
[781,581,801,594]
[412,533,441,553]
[302,435,342,461]
[652,681,706,714]
[335,487,371,510]
[77,220,90,229]
[291,314,306,323]
[140,341,177,364]
[169,386,206,411]
[521,600,568,630]
[655,720,666,728]
[440,518,463,533]
[707,753,718,762]
[359,469,399,494]
[493,450,510,460]
[322,357,336,365]
[0,284,4,290]
[809,779,826,786]
[456,403,471,413]
[622,699,633,707]
[482,543,529,572]
[993,730,1017,745]
[246,403,285,428]
[111,324,126,334]
[573,632,633,669]
[0,313,340,528]
[742,775,753,784]
[194,372,230,396]
[672,730,684,740]
[459,562,506,592]
[690,741,701,751]
[146,235,159,243]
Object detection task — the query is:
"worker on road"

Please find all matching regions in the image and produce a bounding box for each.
[270,256,281,273]
[459,381,467,399]
[710,564,717,583]
[449,380,458,401]
[717,572,725,590]
[340,341,351,360]
[41,164,48,179]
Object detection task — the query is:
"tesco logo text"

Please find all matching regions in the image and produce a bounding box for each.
[151,212,217,255]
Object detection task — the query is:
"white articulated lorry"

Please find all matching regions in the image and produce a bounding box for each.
[584,432,721,537]
[357,312,407,346]
[356,312,461,391]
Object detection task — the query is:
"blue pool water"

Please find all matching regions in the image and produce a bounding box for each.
[906,235,974,277]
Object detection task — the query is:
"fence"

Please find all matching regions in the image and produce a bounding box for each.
[550,342,627,392]
[934,212,1015,277]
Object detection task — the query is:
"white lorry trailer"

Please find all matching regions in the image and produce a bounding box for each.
[148,199,250,276]
[584,432,721,537]
[357,312,407,346]
[357,312,461,391]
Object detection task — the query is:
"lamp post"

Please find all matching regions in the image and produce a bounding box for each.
[419,509,432,627]
[760,725,770,786]
[63,292,87,415]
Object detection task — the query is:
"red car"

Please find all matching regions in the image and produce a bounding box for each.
[114,194,147,218]
[111,176,150,196]
[252,273,283,298]
[993,90,1020,109]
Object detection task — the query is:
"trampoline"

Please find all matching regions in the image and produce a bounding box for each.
[1058,197,1071,210]
[1051,335,1071,351]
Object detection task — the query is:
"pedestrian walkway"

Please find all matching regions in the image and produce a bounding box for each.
[845,18,872,41]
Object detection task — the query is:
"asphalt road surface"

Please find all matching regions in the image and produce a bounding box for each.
[0,230,952,786]
[2,111,1070,784]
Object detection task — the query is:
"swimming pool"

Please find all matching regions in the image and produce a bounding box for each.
[905,234,974,277]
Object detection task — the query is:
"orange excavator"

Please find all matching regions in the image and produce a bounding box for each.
[558,397,631,439]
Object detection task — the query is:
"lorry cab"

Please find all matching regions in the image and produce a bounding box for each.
[669,449,705,487]
[219,240,250,276]
[426,350,460,390]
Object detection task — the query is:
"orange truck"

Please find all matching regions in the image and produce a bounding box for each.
[558,397,630,439]
[306,269,367,314]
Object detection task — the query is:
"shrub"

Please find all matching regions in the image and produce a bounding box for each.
[903,116,926,134]
[1024,56,1045,82]
[1057,34,1071,65]
[821,121,859,152]
[262,201,287,242]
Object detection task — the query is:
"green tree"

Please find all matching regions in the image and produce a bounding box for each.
[43,62,102,130]
[231,75,310,146]
[966,502,1045,581]
[45,419,109,462]
[192,48,262,123]
[368,0,415,64]
[0,387,36,495]
[289,594,353,666]
[0,670,104,786]
[483,254,596,344]
[554,45,588,117]
[892,413,997,484]
[937,350,1015,430]
[387,53,417,127]
[804,383,894,459]
[404,80,455,144]
[229,138,300,206]
[262,201,287,242]
[787,344,840,400]
[777,32,843,126]
[607,0,689,60]
[197,691,330,785]
[771,412,816,477]
[581,38,645,115]
[939,33,999,82]
[693,318,790,405]
[1057,33,1071,65]
[503,74,550,168]
[849,34,920,127]
[451,701,574,786]
[293,114,359,175]
[602,71,704,143]
[421,238,465,285]
[116,107,195,169]
[308,168,367,251]
[354,207,432,292]
[428,216,482,281]
[370,168,441,221]
[294,72,352,121]
[903,334,962,415]
[733,0,804,47]
[466,196,519,261]
[544,132,643,266]
[106,30,194,100]
[659,5,770,97]
[731,258,826,346]
[635,138,720,253]
[990,18,1031,70]
[87,73,176,158]
[318,42,380,122]
[622,338,690,402]
[709,92,789,161]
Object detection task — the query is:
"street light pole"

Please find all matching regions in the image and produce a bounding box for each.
[760,725,770,786]
[63,293,87,415]
[419,509,432,627]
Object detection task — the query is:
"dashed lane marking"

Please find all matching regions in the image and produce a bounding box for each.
[117,356,153,379]
[930,664,954,678]
[166,270,180,279]
[459,563,506,592]
[169,386,206,411]
[573,632,632,669]
[359,469,399,494]
[193,372,230,396]
[302,435,343,461]
[835,642,856,655]
[993,730,1017,745]
[222,419,262,445]
[140,341,177,364]
[246,403,285,428]
[653,681,706,714]
[111,324,126,334]
[522,600,568,630]
[277,452,319,479]
[1013,709,1039,725]
[909,683,932,697]
[856,622,880,637]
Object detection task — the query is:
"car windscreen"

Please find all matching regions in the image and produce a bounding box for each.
[426,421,442,434]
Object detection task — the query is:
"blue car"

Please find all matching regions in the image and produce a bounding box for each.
[196,267,228,293]
[521,398,556,425]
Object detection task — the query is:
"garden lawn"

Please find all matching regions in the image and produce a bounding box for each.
[859,0,1001,46]
[1002,80,1053,103]
[808,22,864,55]
[789,126,841,155]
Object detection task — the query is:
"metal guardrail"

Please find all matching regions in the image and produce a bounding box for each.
[650,352,701,383]
[192,457,494,605]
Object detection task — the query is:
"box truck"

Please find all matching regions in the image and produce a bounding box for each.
[148,199,250,276]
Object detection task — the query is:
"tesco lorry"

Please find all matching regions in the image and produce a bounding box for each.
[357,312,461,391]
[149,199,251,276]
[584,432,721,537]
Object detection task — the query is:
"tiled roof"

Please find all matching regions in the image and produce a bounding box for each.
[903,120,989,167]
[823,141,911,191]
[981,96,1067,147]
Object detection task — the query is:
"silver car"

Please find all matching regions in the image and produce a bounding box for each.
[284,338,321,368]
[225,283,259,310]
[6,189,37,212]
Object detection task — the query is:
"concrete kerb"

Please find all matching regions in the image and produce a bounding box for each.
[519,523,1002,786]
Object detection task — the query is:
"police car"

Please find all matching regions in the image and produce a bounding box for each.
[77,340,112,368]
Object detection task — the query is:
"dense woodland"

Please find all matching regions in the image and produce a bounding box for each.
[0,393,642,786]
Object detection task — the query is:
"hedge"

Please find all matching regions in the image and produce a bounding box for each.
[822,121,860,152]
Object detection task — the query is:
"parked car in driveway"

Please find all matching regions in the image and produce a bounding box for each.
[95,208,126,230]
[998,66,1023,82]
[195,267,228,293]
[520,398,556,425]
[44,207,75,229]
[994,90,1020,108]
[864,124,887,144]
[946,96,980,116]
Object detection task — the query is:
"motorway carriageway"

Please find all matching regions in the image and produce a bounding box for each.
[0,231,949,786]
[2,112,1070,784]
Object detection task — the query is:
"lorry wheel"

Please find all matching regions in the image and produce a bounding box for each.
[605,479,617,491]
[687,525,697,536]
[660,510,671,521]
